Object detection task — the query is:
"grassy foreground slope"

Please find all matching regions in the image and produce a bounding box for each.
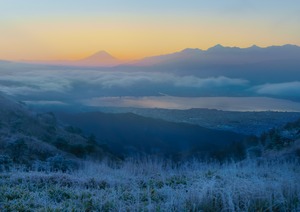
[0,159,299,211]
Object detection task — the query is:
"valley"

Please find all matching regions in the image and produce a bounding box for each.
[90,107,300,135]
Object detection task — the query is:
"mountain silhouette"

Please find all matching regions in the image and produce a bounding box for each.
[23,51,122,67]
[134,44,300,66]
[74,51,121,66]
[16,44,300,70]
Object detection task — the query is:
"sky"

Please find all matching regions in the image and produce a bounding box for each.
[0,0,300,61]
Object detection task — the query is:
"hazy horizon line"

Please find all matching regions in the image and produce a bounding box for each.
[2,43,300,63]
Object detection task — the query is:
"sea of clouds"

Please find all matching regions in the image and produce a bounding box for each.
[1,64,300,111]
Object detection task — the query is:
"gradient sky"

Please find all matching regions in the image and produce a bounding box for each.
[0,0,299,61]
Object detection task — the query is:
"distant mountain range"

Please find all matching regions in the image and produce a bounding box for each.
[129,44,300,84]
[134,44,300,66]
[20,44,300,67]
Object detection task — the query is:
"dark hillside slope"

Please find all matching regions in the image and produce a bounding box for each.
[253,118,300,159]
[57,112,247,160]
[0,94,115,169]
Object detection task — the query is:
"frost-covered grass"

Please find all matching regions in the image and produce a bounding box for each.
[0,158,299,211]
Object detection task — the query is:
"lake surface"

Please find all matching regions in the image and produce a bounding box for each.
[83,96,300,112]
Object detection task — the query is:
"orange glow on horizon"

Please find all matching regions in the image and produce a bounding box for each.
[0,13,299,62]
[1,1,300,62]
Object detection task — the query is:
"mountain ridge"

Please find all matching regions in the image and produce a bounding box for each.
[134,44,300,66]
[10,44,300,67]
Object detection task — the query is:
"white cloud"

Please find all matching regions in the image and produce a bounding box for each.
[23,100,67,105]
[0,69,72,95]
[253,82,300,97]
[71,71,248,88]
[89,72,168,88]
[174,76,248,87]
[0,67,248,96]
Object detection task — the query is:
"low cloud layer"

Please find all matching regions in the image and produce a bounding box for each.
[0,68,248,97]
[0,70,72,95]
[253,82,300,97]
[1,64,299,108]
[173,76,248,88]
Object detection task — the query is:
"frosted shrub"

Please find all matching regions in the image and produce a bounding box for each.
[46,155,79,172]
[0,155,13,171]
[0,158,299,211]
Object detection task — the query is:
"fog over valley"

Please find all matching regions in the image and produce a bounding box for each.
[1,45,300,110]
